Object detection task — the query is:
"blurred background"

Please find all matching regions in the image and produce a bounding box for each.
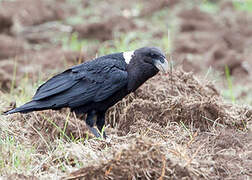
[0,0,252,105]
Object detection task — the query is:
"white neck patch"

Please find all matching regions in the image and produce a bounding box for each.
[123,51,134,64]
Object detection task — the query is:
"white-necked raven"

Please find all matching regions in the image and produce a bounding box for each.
[4,47,169,138]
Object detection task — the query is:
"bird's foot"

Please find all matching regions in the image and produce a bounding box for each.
[102,131,107,139]
[87,126,100,138]
[87,126,107,139]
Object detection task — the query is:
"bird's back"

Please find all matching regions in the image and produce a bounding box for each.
[4,53,128,115]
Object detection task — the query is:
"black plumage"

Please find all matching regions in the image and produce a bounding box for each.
[4,47,169,138]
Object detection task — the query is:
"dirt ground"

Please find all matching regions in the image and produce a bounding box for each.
[0,0,252,179]
[174,2,252,78]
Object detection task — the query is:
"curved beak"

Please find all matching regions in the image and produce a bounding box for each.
[153,58,169,73]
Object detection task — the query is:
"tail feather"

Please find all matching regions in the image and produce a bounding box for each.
[3,88,73,115]
[3,101,44,115]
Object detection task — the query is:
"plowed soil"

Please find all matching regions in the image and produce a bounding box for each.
[174,3,252,79]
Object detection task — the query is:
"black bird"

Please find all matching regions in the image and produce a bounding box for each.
[4,47,169,138]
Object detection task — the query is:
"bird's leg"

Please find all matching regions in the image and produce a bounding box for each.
[85,110,101,138]
[96,112,107,139]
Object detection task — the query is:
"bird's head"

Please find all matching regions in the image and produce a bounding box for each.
[123,47,169,73]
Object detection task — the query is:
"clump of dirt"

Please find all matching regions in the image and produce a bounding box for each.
[108,69,252,135]
[174,6,252,77]
[65,137,195,179]
[73,16,136,41]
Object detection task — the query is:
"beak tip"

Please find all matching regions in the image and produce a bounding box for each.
[154,58,169,73]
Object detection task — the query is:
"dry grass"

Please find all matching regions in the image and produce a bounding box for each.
[1,68,252,179]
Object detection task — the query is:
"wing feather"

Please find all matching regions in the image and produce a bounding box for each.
[94,68,127,102]
[33,70,77,100]
[32,57,128,109]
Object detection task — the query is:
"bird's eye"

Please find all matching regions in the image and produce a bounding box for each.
[149,53,158,58]
[160,58,165,63]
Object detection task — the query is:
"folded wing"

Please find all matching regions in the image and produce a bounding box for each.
[31,58,128,109]
[32,69,78,100]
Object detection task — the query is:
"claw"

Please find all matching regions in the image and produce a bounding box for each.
[87,125,107,139]
[87,126,101,138]
[102,131,107,139]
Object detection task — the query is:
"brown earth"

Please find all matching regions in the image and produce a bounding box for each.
[0,0,93,91]
[0,34,27,60]
[117,69,251,133]
[139,0,179,17]
[65,128,252,179]
[0,0,75,34]
[174,5,252,78]
[73,16,137,41]
[0,48,87,91]
[65,137,195,180]
[73,0,180,41]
